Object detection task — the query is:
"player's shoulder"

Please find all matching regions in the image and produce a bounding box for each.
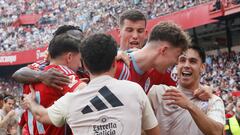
[149,84,170,96]
[47,65,76,76]
[115,60,131,80]
[28,60,49,71]
[209,94,224,103]
[115,79,143,91]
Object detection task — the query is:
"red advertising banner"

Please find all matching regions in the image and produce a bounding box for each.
[0,46,48,66]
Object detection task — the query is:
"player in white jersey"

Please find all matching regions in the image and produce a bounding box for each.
[148,46,225,135]
[24,33,160,135]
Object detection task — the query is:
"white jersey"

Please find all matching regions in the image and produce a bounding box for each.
[48,75,158,135]
[148,84,225,135]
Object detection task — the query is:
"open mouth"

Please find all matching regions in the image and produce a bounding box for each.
[182,71,192,77]
[129,41,139,48]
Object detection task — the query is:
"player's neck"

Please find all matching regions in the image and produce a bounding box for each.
[49,59,66,66]
[133,49,154,72]
[89,70,115,80]
[180,82,200,92]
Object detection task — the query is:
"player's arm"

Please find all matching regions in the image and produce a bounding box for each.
[0,110,15,127]
[23,88,52,124]
[116,50,130,67]
[12,67,70,90]
[139,85,160,135]
[12,67,43,83]
[163,89,224,135]
[187,102,224,135]
[145,126,160,135]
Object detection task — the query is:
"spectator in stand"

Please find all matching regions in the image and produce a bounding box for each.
[0,95,18,135]
[225,98,240,135]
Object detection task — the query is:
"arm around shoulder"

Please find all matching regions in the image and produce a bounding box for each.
[12,67,42,83]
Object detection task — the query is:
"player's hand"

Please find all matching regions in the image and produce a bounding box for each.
[193,85,212,101]
[39,68,71,90]
[116,50,130,67]
[7,110,16,118]
[80,78,89,83]
[162,89,191,109]
[23,85,36,110]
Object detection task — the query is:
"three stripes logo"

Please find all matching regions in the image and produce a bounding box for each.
[82,86,124,114]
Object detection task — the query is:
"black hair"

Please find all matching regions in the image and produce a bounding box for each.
[119,9,147,27]
[53,25,83,37]
[189,46,206,63]
[80,33,117,74]
[3,95,15,103]
[48,33,81,59]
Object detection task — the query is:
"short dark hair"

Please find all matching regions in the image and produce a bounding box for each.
[53,25,83,36]
[149,21,191,50]
[189,46,206,63]
[48,33,81,59]
[119,9,147,27]
[3,95,15,103]
[80,33,117,74]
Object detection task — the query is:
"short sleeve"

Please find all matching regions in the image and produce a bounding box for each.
[148,85,167,112]
[138,86,158,130]
[47,93,70,127]
[207,95,226,125]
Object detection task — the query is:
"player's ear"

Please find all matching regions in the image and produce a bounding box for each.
[64,52,73,64]
[200,63,206,75]
[159,44,168,56]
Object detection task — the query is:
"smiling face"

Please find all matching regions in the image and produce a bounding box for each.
[177,48,205,90]
[119,19,147,50]
[3,98,15,113]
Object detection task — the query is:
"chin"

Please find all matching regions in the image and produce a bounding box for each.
[179,80,191,88]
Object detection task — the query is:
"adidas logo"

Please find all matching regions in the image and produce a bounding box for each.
[82,86,124,114]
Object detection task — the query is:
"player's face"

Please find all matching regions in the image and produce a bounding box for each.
[155,43,183,73]
[177,49,205,88]
[68,53,81,72]
[4,99,14,112]
[119,19,147,50]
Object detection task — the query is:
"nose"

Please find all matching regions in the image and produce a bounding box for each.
[183,60,190,68]
[132,31,138,39]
